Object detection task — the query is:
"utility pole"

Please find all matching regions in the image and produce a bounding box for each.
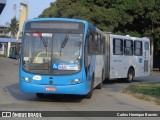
[16,2,28,60]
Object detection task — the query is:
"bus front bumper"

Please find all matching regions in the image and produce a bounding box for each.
[20,81,87,95]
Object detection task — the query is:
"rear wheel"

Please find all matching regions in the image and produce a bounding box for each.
[36,93,44,98]
[126,68,134,83]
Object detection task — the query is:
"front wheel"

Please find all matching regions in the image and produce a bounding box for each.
[126,68,134,83]
[86,77,94,99]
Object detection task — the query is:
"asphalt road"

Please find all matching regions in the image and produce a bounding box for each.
[0,57,160,120]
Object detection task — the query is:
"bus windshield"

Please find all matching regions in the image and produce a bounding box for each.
[23,32,83,75]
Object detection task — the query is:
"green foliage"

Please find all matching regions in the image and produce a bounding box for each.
[39,0,160,49]
[7,17,19,38]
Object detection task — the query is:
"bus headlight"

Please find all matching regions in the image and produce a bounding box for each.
[22,77,32,82]
[75,79,79,83]
[70,79,82,85]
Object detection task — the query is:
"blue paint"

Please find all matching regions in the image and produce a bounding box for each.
[20,18,103,95]
[139,58,142,63]
[52,63,58,70]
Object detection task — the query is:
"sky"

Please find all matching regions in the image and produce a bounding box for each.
[0,0,56,25]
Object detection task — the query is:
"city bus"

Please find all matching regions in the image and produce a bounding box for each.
[20,18,105,98]
[104,34,150,82]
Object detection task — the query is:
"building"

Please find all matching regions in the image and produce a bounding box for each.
[0,25,8,35]
[0,38,21,57]
[0,0,6,14]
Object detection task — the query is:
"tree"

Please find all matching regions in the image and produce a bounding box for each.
[7,17,19,38]
[39,0,160,49]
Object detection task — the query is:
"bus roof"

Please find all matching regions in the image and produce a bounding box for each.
[108,34,150,41]
[24,18,105,36]
[26,18,88,24]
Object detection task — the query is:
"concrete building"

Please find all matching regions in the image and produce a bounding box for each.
[0,25,8,34]
[0,38,21,57]
[19,3,28,32]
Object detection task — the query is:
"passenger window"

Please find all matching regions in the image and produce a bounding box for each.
[113,38,123,55]
[94,34,100,54]
[100,36,105,54]
[134,41,143,56]
[124,40,133,55]
[88,33,94,55]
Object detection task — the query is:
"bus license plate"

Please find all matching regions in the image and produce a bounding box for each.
[45,87,56,91]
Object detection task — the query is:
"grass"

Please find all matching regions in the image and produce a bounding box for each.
[123,82,160,105]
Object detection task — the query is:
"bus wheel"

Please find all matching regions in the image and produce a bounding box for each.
[86,77,94,99]
[96,80,102,89]
[126,68,134,83]
[36,93,44,98]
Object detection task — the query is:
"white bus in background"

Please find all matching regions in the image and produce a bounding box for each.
[104,34,150,82]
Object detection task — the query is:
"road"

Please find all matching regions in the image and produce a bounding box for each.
[0,57,160,119]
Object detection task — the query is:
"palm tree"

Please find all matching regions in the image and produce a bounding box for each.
[7,17,19,38]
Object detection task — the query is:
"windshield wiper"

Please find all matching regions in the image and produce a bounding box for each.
[60,34,70,56]
[36,32,48,47]
[61,34,69,48]
[79,42,82,56]
[40,36,47,47]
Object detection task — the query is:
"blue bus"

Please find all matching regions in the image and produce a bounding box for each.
[20,18,105,98]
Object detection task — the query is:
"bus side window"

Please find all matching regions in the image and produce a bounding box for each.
[101,36,105,54]
[94,34,98,54]
[134,41,143,56]
[88,32,94,55]
[85,32,92,76]
[98,35,105,55]
[94,34,101,55]
[124,40,133,55]
[113,38,123,55]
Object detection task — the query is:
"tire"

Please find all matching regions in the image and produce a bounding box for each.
[126,68,134,83]
[96,80,102,89]
[86,77,94,99]
[36,93,44,98]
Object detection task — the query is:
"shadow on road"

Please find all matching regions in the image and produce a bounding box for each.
[5,83,83,103]
[5,76,159,102]
[102,78,145,84]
